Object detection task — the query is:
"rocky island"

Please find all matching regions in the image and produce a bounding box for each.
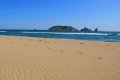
[49,25,98,32]
[94,28,98,32]
[80,27,92,32]
[49,26,79,31]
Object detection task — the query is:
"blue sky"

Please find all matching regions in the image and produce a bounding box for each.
[0,0,120,31]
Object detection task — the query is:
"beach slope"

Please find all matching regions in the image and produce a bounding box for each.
[0,36,120,80]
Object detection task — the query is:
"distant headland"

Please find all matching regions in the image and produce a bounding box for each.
[49,25,98,32]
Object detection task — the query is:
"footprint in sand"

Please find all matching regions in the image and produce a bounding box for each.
[106,45,111,46]
[91,56,103,60]
[97,57,103,59]
[38,40,42,42]
[60,50,64,52]
[78,52,84,54]
[47,47,51,49]
[80,43,84,44]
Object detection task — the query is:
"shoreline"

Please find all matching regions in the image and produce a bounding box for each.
[0,35,119,43]
[0,30,120,42]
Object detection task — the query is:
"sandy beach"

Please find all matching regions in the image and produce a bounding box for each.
[0,36,120,80]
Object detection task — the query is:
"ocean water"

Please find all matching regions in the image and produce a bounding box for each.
[0,30,120,42]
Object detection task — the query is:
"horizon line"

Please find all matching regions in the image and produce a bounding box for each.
[0,29,120,32]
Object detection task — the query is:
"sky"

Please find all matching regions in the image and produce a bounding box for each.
[0,0,120,31]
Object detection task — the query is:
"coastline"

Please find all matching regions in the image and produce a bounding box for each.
[0,30,120,42]
[0,36,120,80]
[0,35,120,43]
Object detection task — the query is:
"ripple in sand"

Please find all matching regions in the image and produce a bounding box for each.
[0,64,58,80]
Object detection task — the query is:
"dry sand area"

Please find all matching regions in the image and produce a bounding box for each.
[0,36,120,80]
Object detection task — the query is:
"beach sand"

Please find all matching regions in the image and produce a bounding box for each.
[0,36,120,80]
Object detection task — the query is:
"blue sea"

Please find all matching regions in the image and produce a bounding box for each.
[0,30,120,42]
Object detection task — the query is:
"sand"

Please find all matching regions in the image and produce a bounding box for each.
[0,36,120,80]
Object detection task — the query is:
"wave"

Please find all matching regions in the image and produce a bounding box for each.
[107,33,120,36]
[0,31,7,32]
[22,31,108,36]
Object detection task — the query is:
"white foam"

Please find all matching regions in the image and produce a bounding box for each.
[22,31,108,36]
[22,32,42,33]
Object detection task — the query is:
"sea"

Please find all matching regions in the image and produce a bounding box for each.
[0,30,120,42]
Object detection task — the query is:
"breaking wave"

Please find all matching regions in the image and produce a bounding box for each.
[0,31,7,32]
[22,31,108,36]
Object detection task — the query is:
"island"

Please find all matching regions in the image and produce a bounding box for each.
[49,25,79,31]
[49,25,99,32]
[94,28,98,32]
[80,27,92,32]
